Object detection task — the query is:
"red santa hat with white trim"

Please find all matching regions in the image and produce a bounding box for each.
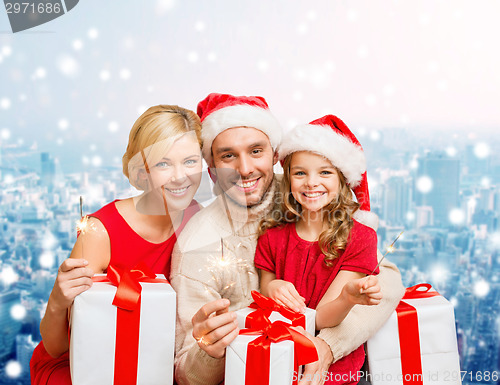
[197,93,282,166]
[279,115,378,230]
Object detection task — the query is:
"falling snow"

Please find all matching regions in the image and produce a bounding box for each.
[88,28,99,39]
[416,176,433,194]
[10,304,27,321]
[1,97,11,109]
[474,142,491,159]
[1,266,18,285]
[5,360,22,378]
[57,55,79,77]
[449,208,465,225]
[1,128,11,140]
[39,251,55,269]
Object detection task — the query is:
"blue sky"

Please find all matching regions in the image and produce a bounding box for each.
[1,0,500,172]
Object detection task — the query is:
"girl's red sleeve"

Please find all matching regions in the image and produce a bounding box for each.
[340,221,379,275]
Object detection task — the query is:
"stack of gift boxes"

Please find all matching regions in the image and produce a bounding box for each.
[225,291,318,385]
[69,272,462,385]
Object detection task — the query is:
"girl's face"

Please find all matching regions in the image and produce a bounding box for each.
[145,133,203,212]
[289,151,340,215]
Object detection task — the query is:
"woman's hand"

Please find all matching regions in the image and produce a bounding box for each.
[342,275,382,306]
[267,279,306,313]
[48,258,94,312]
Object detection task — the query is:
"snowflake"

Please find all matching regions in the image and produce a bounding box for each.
[473,280,489,298]
[187,52,198,63]
[445,146,457,157]
[0,97,11,109]
[57,55,79,77]
[449,208,465,225]
[91,155,103,167]
[58,119,69,130]
[416,176,433,194]
[1,128,11,140]
[473,142,490,159]
[5,360,21,378]
[39,251,55,269]
[195,21,205,31]
[99,70,110,81]
[88,28,99,39]
[10,304,27,320]
[1,266,18,285]
[108,121,119,133]
[72,39,83,51]
[119,68,131,80]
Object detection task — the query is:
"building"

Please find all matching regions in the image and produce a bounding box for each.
[415,152,460,226]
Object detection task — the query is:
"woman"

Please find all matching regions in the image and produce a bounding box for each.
[30,104,203,384]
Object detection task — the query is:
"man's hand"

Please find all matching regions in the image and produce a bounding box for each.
[292,327,333,385]
[191,298,239,359]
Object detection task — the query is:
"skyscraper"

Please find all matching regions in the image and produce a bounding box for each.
[40,152,56,191]
[0,291,22,361]
[415,152,460,226]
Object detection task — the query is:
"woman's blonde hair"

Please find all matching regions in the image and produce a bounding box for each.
[258,153,360,267]
[122,105,202,190]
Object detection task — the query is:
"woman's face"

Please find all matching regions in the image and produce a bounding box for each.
[145,133,202,212]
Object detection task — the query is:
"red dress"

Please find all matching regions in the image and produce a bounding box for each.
[30,199,199,385]
[254,220,378,385]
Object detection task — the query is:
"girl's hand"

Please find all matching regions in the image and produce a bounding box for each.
[342,276,382,306]
[267,279,306,313]
[48,258,94,313]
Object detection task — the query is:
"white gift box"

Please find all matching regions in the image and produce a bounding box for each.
[70,273,176,385]
[226,334,298,385]
[225,298,317,385]
[367,285,462,385]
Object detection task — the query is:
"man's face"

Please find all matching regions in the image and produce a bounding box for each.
[211,127,278,207]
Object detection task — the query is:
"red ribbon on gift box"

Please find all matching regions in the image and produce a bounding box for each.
[92,263,168,385]
[246,290,306,329]
[239,313,318,385]
[396,283,440,385]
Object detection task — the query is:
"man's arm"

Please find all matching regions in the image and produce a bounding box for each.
[316,257,405,362]
[170,242,238,385]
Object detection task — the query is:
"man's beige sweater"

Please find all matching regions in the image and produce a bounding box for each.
[170,176,405,385]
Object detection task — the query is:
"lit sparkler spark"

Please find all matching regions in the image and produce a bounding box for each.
[205,239,252,289]
[369,231,404,275]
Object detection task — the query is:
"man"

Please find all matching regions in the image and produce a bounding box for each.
[170,93,405,385]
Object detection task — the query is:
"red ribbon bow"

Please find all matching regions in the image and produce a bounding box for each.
[396,283,440,385]
[246,290,306,329]
[239,316,318,385]
[92,263,168,385]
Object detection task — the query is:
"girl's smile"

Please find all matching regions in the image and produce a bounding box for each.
[290,151,340,216]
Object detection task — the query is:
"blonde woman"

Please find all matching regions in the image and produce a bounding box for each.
[31,105,203,385]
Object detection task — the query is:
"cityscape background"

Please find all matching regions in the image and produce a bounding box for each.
[1,1,499,384]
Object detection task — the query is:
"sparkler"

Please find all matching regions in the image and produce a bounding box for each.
[203,238,253,294]
[369,230,404,275]
[75,196,96,257]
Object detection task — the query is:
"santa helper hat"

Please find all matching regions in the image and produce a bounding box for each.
[197,93,282,167]
[279,115,379,230]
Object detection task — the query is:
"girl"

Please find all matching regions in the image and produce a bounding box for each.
[255,115,382,385]
[31,104,203,385]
